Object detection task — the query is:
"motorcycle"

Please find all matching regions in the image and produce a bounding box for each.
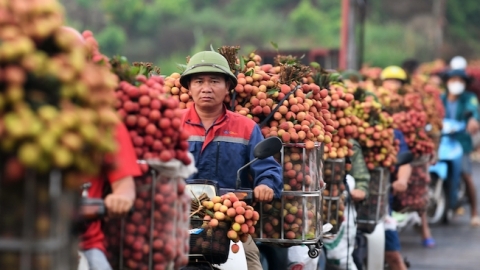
[76,182,134,270]
[182,136,283,270]
[427,117,469,224]
[352,151,415,270]
[258,222,332,270]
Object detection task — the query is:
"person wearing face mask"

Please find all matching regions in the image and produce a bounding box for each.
[441,68,480,227]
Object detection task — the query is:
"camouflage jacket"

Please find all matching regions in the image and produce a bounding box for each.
[347,139,370,198]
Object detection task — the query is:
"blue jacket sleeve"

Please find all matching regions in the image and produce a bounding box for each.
[394,129,409,154]
[247,125,283,198]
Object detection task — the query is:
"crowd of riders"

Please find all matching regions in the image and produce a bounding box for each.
[72,29,480,269]
[315,56,480,270]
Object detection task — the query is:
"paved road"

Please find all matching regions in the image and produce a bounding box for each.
[400,162,480,270]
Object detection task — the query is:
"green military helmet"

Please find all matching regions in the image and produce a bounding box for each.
[180,51,237,89]
[341,69,364,82]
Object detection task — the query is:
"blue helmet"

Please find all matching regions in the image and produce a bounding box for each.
[443,69,471,83]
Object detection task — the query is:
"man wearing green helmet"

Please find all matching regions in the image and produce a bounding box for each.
[180,51,283,269]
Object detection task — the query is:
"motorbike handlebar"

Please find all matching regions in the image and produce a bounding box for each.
[79,197,134,221]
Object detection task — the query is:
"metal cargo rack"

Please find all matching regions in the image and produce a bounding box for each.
[356,167,390,233]
[322,158,346,235]
[0,169,79,270]
[253,143,325,258]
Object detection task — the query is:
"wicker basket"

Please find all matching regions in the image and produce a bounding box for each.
[188,219,231,265]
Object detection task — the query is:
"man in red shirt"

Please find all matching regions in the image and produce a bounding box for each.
[60,26,141,270]
[80,123,141,270]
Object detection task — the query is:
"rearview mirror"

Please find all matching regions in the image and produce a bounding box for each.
[253,137,283,160]
[396,151,414,166]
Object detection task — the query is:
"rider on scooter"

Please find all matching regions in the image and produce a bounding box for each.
[179,51,283,270]
[59,26,142,270]
[441,68,480,227]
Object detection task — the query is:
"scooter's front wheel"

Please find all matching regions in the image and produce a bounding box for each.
[427,173,447,225]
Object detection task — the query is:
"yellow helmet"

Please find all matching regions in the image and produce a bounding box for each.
[380,66,407,81]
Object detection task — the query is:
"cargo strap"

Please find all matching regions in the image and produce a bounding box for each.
[258,85,301,128]
[229,90,237,112]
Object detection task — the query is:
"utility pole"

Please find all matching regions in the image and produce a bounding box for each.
[347,0,357,70]
[357,0,366,69]
[339,0,349,70]
[340,0,359,70]
[432,0,446,59]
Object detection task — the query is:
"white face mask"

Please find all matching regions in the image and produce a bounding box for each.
[448,81,465,95]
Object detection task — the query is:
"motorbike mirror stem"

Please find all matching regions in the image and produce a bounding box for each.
[465,111,473,120]
[236,157,259,189]
[81,182,92,198]
[234,137,282,189]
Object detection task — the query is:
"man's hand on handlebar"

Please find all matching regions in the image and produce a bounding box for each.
[392,180,408,195]
[467,118,480,135]
[104,194,134,218]
[254,184,274,202]
[350,189,366,202]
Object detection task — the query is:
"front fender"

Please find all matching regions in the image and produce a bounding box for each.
[429,162,448,180]
[437,137,463,160]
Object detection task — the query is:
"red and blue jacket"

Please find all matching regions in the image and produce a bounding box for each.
[181,105,283,198]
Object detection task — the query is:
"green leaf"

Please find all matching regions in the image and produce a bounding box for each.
[176,63,187,72]
[210,44,215,52]
[270,41,279,51]
[120,56,129,63]
[310,62,320,69]
[329,73,341,82]
[239,57,245,71]
[245,68,254,77]
[331,130,338,135]
[131,66,140,75]
[305,91,313,99]
[289,116,295,122]
[205,209,214,217]
[267,88,279,95]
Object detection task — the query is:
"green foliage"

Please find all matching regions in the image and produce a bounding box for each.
[63,0,480,74]
[158,0,192,16]
[364,22,407,65]
[96,25,127,56]
[446,1,480,40]
[289,0,322,34]
[100,0,145,24]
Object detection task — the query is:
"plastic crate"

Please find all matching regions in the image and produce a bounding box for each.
[356,167,390,233]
